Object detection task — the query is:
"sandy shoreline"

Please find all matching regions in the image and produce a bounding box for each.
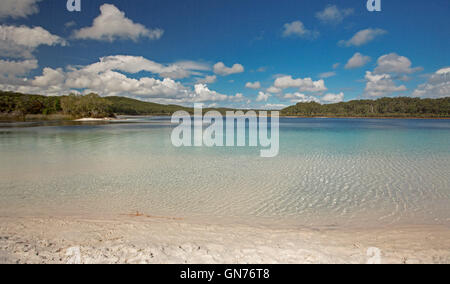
[0,216,449,264]
[74,117,118,122]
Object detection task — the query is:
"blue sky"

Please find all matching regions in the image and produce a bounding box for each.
[0,0,449,109]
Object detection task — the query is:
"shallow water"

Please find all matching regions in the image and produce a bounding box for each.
[0,117,449,229]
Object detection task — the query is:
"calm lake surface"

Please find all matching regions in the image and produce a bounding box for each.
[0,117,449,229]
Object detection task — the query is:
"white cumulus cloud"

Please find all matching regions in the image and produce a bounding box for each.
[0,55,234,104]
[436,67,450,75]
[245,81,261,89]
[267,86,282,94]
[364,71,407,97]
[283,93,320,103]
[282,20,319,39]
[0,0,41,19]
[196,75,217,84]
[0,25,67,58]
[73,4,164,42]
[190,84,228,102]
[273,75,327,93]
[256,92,270,102]
[374,53,422,75]
[339,28,387,47]
[32,67,65,87]
[80,55,208,80]
[213,62,244,76]
[319,71,336,79]
[0,59,38,78]
[229,93,245,102]
[345,52,371,69]
[316,5,354,25]
[282,92,343,104]
[412,67,450,98]
[322,92,344,103]
[263,104,288,110]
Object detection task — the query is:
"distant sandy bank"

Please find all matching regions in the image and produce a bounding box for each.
[74,117,118,122]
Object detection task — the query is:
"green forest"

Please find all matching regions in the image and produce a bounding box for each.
[1,91,449,120]
[0,91,232,120]
[281,97,450,118]
[0,92,114,120]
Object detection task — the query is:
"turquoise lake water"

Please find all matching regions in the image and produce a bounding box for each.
[0,117,449,229]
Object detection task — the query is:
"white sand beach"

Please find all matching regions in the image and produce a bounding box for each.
[1,216,449,264]
[74,118,117,122]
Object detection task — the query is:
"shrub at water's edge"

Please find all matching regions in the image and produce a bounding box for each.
[61,93,114,118]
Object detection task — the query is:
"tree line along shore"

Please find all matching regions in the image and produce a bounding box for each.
[0,91,449,121]
[282,97,450,118]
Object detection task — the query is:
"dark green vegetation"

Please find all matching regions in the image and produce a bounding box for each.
[104,96,191,115]
[0,91,114,120]
[105,96,236,115]
[281,97,450,118]
[0,91,233,120]
[61,94,114,118]
[0,91,62,116]
[1,91,449,121]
